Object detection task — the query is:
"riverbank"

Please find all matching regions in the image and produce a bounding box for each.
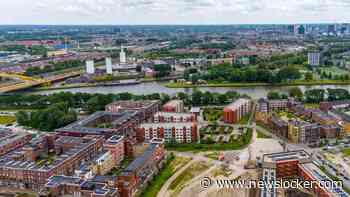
[165,80,350,88]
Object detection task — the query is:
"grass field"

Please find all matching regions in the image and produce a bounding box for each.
[0,115,16,125]
[257,130,271,138]
[203,108,223,121]
[169,161,209,193]
[142,155,191,197]
[166,128,252,152]
[342,148,350,157]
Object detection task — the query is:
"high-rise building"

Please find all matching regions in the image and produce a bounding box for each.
[297,25,305,35]
[120,46,126,64]
[106,57,113,74]
[86,60,95,74]
[308,52,321,66]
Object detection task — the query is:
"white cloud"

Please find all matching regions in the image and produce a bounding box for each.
[1,0,350,24]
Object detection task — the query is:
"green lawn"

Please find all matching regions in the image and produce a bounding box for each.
[142,155,190,197]
[169,161,209,192]
[0,115,16,125]
[166,128,252,152]
[203,108,223,121]
[342,148,350,157]
[257,130,271,138]
[239,113,251,124]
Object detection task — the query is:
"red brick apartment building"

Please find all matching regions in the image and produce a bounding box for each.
[0,134,104,191]
[103,135,125,167]
[261,151,346,197]
[105,100,161,121]
[44,175,118,197]
[0,129,32,156]
[163,100,184,113]
[118,138,165,197]
[223,98,251,124]
[137,122,198,143]
[56,111,140,157]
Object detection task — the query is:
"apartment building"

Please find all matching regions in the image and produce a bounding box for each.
[56,111,140,156]
[44,175,118,197]
[288,120,320,145]
[104,135,125,167]
[268,115,288,139]
[153,112,197,123]
[0,129,32,156]
[118,138,165,197]
[105,100,161,121]
[137,122,198,143]
[163,100,184,113]
[223,98,251,124]
[0,135,104,191]
[261,151,347,197]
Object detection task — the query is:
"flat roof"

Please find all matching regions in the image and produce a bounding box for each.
[154,112,193,118]
[225,98,250,110]
[140,122,194,128]
[0,129,30,147]
[0,135,101,172]
[263,150,310,163]
[300,163,348,197]
[56,111,138,135]
[123,143,158,174]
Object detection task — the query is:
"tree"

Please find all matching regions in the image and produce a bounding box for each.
[191,90,203,106]
[276,66,301,82]
[153,64,172,78]
[267,92,282,100]
[217,94,228,104]
[327,88,350,101]
[289,87,303,99]
[305,89,325,103]
[184,68,198,80]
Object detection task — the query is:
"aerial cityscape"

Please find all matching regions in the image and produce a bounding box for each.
[2,1,350,197]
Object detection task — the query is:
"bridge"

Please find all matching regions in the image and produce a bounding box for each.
[0,71,82,93]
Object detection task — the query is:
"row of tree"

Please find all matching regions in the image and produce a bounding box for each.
[268,87,350,103]
[25,60,83,76]
[197,63,302,83]
[16,102,77,131]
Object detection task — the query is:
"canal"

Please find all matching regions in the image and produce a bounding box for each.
[31,82,350,99]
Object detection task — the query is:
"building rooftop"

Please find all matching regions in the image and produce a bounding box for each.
[225,98,250,110]
[46,175,118,196]
[0,129,30,147]
[106,135,124,145]
[164,100,183,106]
[56,111,138,135]
[0,135,102,172]
[140,122,194,128]
[190,107,200,113]
[106,100,160,109]
[300,163,348,197]
[122,143,158,174]
[154,112,194,118]
[263,150,311,163]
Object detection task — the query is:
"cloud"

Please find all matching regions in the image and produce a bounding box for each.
[1,0,350,24]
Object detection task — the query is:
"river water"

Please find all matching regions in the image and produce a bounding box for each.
[31,82,350,99]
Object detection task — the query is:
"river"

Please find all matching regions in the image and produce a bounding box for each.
[30,82,350,99]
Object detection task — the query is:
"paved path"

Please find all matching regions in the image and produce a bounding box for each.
[157,159,197,197]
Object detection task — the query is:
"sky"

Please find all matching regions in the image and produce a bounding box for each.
[2,0,350,25]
